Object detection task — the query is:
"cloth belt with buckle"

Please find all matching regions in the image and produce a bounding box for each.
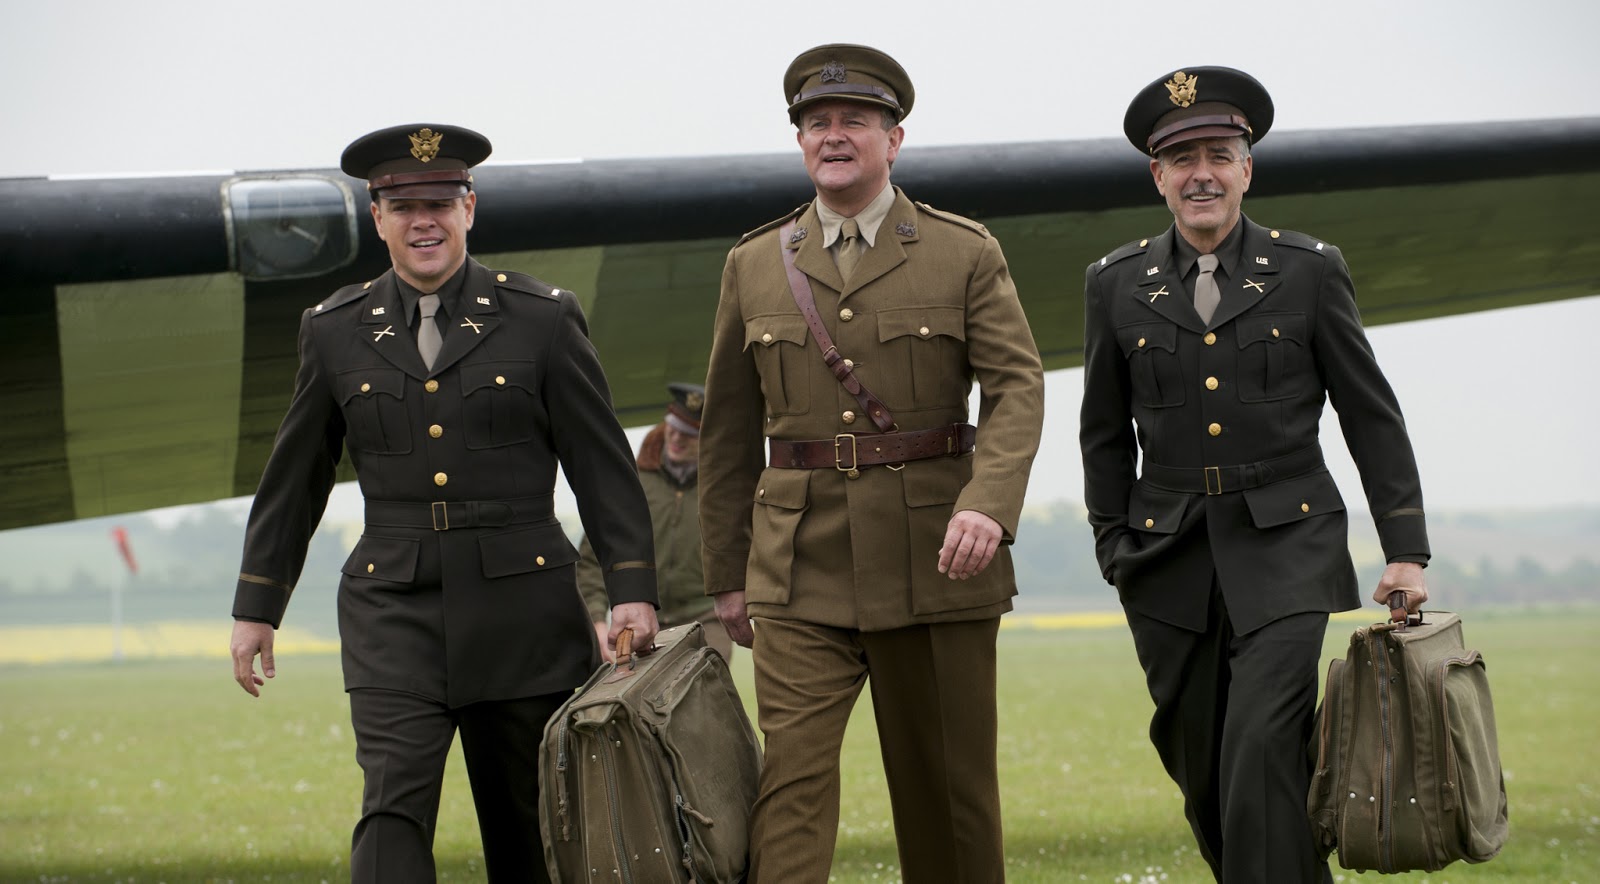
[363,493,555,531]
[1139,444,1325,495]
[769,423,976,471]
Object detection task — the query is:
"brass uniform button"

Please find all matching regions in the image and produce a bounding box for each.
[425,380,439,393]
[1208,423,1222,437]
[1204,333,1217,346]
[1139,239,1149,247]
[839,308,854,321]
[495,375,506,385]
[846,469,860,479]
[762,333,773,344]
[1301,503,1311,513]
[758,488,765,498]
[496,273,508,282]
[363,281,373,289]
[360,382,371,393]
[843,358,854,369]
[842,411,856,424]
[366,563,374,574]
[1205,377,1219,391]
[919,326,930,336]
[1137,337,1146,348]
[1272,328,1281,338]
[1270,230,1281,239]
[429,424,443,438]
[1144,518,1155,528]
[434,472,448,486]
[536,556,546,566]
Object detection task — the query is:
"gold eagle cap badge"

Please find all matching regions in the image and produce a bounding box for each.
[685,390,704,410]
[1165,71,1198,108]
[409,128,444,163]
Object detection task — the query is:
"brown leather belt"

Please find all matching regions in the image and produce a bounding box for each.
[364,493,555,531]
[768,423,976,471]
[1139,444,1324,496]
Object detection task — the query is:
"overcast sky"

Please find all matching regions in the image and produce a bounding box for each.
[6,0,1598,518]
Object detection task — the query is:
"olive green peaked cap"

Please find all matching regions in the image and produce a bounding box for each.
[784,43,914,124]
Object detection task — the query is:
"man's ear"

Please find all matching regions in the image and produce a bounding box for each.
[370,201,384,240]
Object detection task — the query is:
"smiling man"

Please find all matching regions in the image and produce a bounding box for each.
[699,44,1044,883]
[228,123,658,883]
[1078,68,1432,882]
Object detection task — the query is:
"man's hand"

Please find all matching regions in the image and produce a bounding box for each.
[230,620,276,698]
[715,590,754,648]
[1373,561,1429,612]
[608,602,659,657]
[938,509,1004,580]
[593,621,614,663]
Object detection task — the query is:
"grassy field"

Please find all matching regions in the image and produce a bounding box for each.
[1,608,1595,883]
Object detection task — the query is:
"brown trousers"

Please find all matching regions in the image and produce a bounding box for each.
[747,616,1004,884]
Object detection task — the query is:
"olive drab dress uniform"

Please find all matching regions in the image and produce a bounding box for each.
[232,123,656,884]
[700,187,1044,882]
[1080,68,1430,883]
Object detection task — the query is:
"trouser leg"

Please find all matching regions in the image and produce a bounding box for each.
[861,618,1005,884]
[1219,610,1333,884]
[1126,600,1229,881]
[348,688,455,884]
[455,692,567,884]
[746,617,867,884]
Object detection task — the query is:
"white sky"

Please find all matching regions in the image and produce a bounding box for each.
[7,0,1599,517]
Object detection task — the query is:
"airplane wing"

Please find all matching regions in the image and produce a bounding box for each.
[2,117,1596,530]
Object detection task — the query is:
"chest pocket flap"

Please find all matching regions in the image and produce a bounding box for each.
[1243,469,1345,529]
[341,534,420,583]
[1127,482,1189,535]
[744,314,809,351]
[480,523,580,579]
[877,305,966,343]
[1235,312,1307,348]
[337,367,406,404]
[460,360,537,395]
[1116,322,1178,358]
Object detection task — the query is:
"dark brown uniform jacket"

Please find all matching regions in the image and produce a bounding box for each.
[1080,217,1429,634]
[700,189,1044,630]
[232,258,656,707]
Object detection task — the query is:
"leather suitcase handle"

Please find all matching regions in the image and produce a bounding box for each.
[615,627,636,666]
[1387,591,1423,629]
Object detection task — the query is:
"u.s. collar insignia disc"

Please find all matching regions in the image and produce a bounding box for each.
[409,128,443,163]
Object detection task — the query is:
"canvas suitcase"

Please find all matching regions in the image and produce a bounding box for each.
[1307,603,1508,873]
[540,622,762,883]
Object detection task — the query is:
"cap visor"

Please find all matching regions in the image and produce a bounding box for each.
[374,182,471,200]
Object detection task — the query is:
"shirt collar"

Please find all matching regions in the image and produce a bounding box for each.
[394,259,470,325]
[815,183,896,249]
[1173,218,1246,280]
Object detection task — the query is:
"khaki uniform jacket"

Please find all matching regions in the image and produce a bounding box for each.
[1079,217,1429,635]
[577,426,708,626]
[232,259,656,707]
[700,188,1045,631]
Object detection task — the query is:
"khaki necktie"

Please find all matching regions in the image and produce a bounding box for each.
[1195,254,1221,325]
[417,294,442,371]
[837,218,862,282]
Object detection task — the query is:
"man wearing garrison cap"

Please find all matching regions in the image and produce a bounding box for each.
[229,123,658,883]
[1079,67,1432,882]
[578,382,733,660]
[699,44,1044,882]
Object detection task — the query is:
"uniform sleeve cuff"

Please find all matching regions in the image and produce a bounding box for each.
[604,568,659,609]
[1376,512,1430,564]
[232,580,290,629]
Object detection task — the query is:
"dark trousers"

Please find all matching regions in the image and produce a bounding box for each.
[348,688,566,884]
[747,616,1004,884]
[1125,584,1334,884]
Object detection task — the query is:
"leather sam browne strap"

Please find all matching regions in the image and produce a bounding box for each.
[779,219,895,433]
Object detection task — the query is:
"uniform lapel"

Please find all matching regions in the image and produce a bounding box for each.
[358,272,429,380]
[1208,217,1281,330]
[1130,230,1206,333]
[789,202,843,295]
[428,259,503,376]
[840,189,912,300]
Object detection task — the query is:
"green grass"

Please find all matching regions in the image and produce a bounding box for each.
[1,608,1594,883]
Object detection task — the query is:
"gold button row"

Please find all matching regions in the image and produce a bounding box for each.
[1205,376,1219,391]
[425,380,439,393]
[1204,332,1217,346]
[1208,423,1222,437]
[762,333,773,344]
[842,410,856,424]
[434,472,448,487]
[840,308,854,321]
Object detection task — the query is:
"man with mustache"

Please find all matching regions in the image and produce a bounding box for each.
[1078,67,1432,882]
[228,123,658,882]
[700,43,1044,883]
